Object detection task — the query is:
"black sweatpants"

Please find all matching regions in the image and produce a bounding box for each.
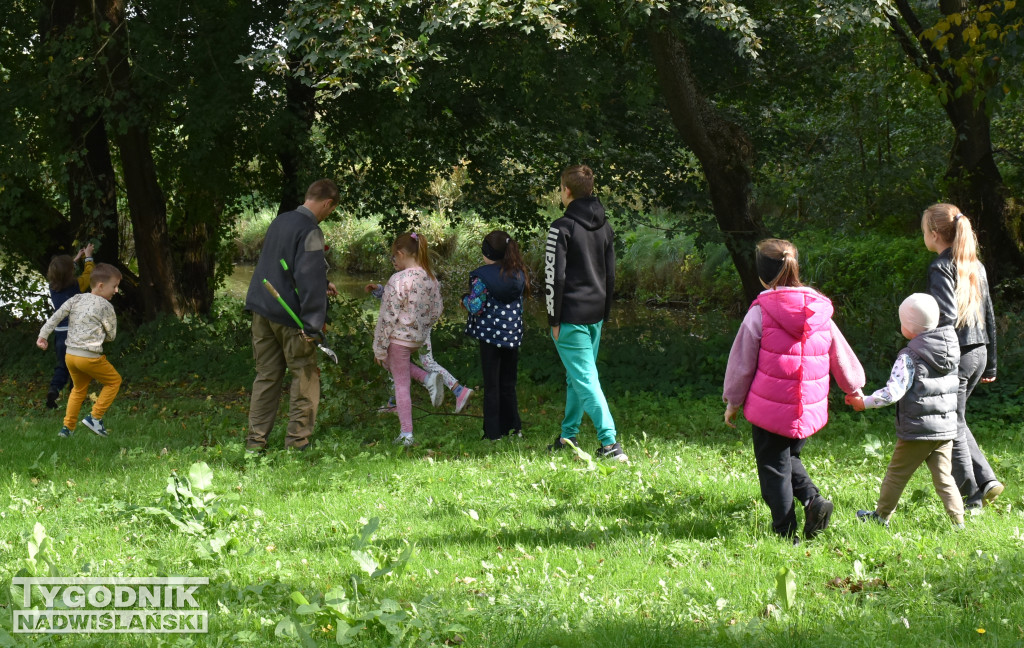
[480,341,521,440]
[751,425,821,538]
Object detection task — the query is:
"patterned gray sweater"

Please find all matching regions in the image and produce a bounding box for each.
[39,293,117,359]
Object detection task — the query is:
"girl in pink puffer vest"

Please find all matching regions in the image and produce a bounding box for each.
[723,239,865,542]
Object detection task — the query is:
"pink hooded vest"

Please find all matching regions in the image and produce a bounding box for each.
[745,288,834,438]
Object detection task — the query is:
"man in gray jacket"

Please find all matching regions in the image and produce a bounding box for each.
[245,179,338,451]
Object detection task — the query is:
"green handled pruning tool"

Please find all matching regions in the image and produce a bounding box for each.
[262,278,339,364]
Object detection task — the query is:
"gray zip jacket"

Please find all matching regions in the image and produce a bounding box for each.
[894,326,960,441]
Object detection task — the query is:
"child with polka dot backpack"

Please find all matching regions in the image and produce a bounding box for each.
[462,230,530,440]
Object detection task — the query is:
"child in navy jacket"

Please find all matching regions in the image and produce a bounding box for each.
[462,231,529,440]
[45,242,95,409]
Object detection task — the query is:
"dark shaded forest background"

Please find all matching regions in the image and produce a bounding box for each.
[1,1,1022,323]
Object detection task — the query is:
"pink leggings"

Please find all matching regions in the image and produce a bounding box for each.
[387,344,427,433]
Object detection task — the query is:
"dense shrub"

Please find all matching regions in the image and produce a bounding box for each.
[795,232,932,380]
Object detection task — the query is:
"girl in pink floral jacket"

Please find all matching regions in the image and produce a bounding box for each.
[373,232,443,446]
[723,239,865,541]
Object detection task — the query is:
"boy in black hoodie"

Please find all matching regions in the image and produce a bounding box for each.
[545,165,626,462]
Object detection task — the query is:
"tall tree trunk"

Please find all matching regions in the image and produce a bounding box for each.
[118,126,180,317]
[276,72,317,215]
[648,27,769,303]
[76,116,121,262]
[936,0,1021,282]
[172,196,224,315]
[887,0,1023,283]
[101,0,180,318]
[38,0,120,267]
[944,101,1019,281]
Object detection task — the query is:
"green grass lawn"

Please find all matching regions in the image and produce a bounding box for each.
[1,365,1022,647]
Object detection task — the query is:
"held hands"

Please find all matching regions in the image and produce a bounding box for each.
[36,337,48,351]
[327,282,338,297]
[364,283,382,293]
[981,377,996,384]
[845,392,866,412]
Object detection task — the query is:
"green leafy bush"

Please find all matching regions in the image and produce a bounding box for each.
[797,232,933,380]
[117,298,254,387]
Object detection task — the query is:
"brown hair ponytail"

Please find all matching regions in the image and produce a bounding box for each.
[755,239,802,289]
[483,230,531,297]
[922,203,982,328]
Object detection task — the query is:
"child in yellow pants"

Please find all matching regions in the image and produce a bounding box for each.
[37,263,123,438]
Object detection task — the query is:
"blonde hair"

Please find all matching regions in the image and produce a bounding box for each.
[898,293,939,335]
[90,263,122,288]
[755,238,802,289]
[922,203,982,329]
[391,232,435,280]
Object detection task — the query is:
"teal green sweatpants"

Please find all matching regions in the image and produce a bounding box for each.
[552,321,617,447]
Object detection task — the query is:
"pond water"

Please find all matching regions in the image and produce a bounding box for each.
[221,264,374,301]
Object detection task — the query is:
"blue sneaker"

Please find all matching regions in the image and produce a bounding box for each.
[58,426,73,438]
[596,442,629,462]
[547,436,576,452]
[377,396,397,414]
[856,509,889,528]
[81,415,108,437]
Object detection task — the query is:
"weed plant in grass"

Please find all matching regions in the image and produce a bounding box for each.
[2,296,1023,646]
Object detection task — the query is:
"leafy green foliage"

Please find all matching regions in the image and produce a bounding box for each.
[133,462,237,537]
[917,1,1023,109]
[273,517,464,647]
[799,231,934,379]
[20,523,59,579]
[776,566,796,611]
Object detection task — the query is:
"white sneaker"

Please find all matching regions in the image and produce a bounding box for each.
[424,372,444,407]
[393,433,414,447]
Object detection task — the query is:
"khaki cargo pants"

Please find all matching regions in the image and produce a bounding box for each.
[247,313,319,450]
